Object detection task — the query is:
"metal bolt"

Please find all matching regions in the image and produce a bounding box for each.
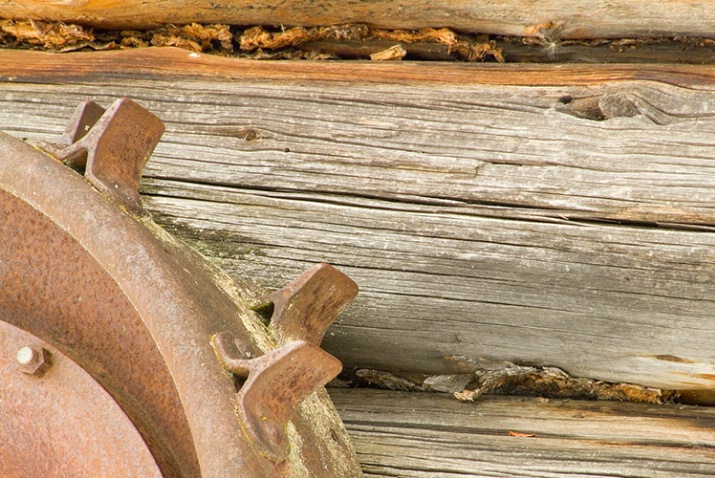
[16,346,36,365]
[16,345,52,377]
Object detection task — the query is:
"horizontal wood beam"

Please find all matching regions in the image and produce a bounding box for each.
[331,389,715,477]
[1,1,714,39]
[1,47,715,87]
[1,49,713,392]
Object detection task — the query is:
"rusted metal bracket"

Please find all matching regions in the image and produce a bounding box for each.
[213,333,342,461]
[211,263,357,462]
[38,98,164,213]
[261,263,359,345]
[0,98,363,477]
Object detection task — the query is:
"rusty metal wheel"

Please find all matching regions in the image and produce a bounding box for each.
[0,99,363,477]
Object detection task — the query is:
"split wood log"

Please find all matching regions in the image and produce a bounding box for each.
[0,48,713,394]
[331,389,715,477]
[1,1,715,39]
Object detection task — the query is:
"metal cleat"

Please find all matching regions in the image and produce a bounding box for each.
[0,98,363,477]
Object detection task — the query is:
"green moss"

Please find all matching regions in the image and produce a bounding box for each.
[150,212,267,262]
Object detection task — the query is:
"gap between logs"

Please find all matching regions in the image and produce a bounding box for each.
[334,363,682,405]
[2,19,715,63]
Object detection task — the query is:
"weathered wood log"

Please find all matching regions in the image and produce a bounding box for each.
[331,389,715,477]
[0,48,713,393]
[1,1,715,39]
[2,47,714,85]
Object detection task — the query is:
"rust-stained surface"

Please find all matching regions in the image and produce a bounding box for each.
[213,333,343,462]
[265,262,359,345]
[0,321,164,477]
[0,99,363,477]
[39,98,164,212]
[0,185,199,477]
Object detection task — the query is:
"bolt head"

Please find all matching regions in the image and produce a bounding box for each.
[16,346,36,365]
[16,346,52,377]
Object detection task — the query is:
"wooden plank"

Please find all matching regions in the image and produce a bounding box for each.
[2,48,715,86]
[1,1,715,39]
[330,389,715,477]
[0,49,713,392]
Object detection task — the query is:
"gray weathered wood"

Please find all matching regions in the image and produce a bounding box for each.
[2,1,715,39]
[330,389,715,477]
[0,49,713,391]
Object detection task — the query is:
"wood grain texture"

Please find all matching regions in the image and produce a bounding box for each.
[3,48,715,87]
[1,1,715,39]
[330,389,715,477]
[0,49,713,391]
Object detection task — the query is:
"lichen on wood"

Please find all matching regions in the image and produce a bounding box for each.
[145,23,233,53]
[0,19,93,50]
[3,18,715,63]
[455,364,677,404]
[0,19,505,61]
[348,363,677,405]
[237,24,503,61]
[0,19,235,53]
